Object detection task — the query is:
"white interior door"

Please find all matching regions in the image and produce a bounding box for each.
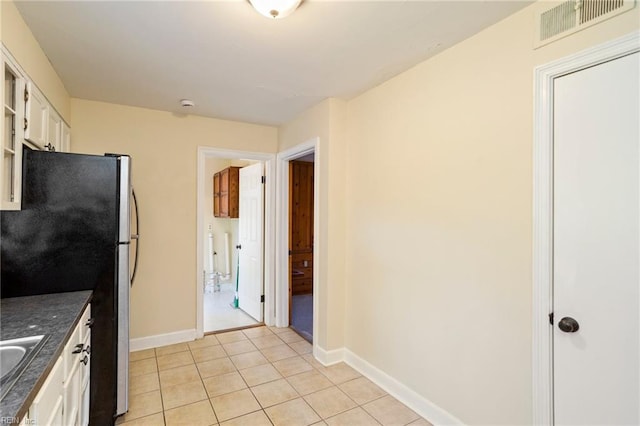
[238,162,264,322]
[553,52,639,425]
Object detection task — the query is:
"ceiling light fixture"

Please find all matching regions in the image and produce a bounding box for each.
[249,0,302,19]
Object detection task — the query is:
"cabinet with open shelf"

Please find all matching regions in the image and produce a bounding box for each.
[2,54,25,210]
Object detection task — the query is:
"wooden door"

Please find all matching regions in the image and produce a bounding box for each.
[289,160,314,320]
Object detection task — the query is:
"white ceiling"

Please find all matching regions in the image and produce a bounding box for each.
[15,1,531,126]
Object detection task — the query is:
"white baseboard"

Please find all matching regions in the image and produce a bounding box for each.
[313,345,345,366]
[343,349,464,426]
[130,329,197,352]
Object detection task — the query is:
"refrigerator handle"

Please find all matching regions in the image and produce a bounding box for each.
[131,188,140,287]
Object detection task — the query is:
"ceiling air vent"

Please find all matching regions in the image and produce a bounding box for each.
[535,0,635,48]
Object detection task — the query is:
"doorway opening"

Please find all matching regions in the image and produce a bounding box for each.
[196,147,276,338]
[203,157,260,333]
[288,153,315,342]
[275,137,320,352]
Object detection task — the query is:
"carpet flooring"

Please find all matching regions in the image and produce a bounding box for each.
[291,294,313,342]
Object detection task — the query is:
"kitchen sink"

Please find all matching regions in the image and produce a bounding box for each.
[0,335,48,401]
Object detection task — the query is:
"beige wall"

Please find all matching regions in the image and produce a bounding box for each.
[1,0,70,122]
[279,98,348,351]
[71,99,277,339]
[343,4,640,425]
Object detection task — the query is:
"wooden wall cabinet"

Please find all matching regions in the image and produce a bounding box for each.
[213,166,240,218]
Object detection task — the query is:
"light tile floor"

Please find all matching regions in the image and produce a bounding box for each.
[204,287,259,333]
[118,326,432,426]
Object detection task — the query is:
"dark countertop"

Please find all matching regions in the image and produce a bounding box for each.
[0,291,92,423]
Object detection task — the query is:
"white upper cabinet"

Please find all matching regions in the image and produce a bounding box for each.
[1,44,71,210]
[61,122,71,153]
[25,80,71,153]
[24,81,48,149]
[2,53,25,210]
[47,107,62,152]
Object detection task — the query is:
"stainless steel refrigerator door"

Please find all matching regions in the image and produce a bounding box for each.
[116,243,130,416]
[116,155,131,416]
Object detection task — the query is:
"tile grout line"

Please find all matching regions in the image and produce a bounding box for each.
[188,340,222,426]
[238,330,275,425]
[154,351,168,426]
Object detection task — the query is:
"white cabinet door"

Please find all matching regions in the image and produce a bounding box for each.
[63,360,81,426]
[79,305,91,426]
[24,81,48,148]
[61,123,71,153]
[29,357,64,425]
[47,108,62,152]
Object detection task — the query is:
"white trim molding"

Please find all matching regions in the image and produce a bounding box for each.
[196,146,277,338]
[532,30,640,425]
[343,350,463,425]
[275,137,320,334]
[130,329,197,352]
[313,346,344,366]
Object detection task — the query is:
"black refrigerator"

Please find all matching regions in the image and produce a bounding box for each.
[1,147,138,425]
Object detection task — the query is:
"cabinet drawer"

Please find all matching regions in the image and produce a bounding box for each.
[63,321,82,378]
[29,356,63,424]
[291,251,312,263]
[80,332,91,388]
[292,278,313,295]
[291,253,313,269]
[79,304,91,342]
[291,258,313,270]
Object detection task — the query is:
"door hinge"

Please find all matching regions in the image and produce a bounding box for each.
[260,295,265,303]
[261,176,265,184]
[24,118,28,131]
[24,87,29,102]
[549,312,554,325]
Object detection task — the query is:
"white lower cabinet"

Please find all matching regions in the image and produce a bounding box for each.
[78,307,91,426]
[28,356,63,425]
[27,304,91,426]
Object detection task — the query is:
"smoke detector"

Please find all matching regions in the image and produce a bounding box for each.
[180,99,195,108]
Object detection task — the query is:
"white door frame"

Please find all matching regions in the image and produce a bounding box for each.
[196,146,276,338]
[532,31,640,425]
[275,137,320,342]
